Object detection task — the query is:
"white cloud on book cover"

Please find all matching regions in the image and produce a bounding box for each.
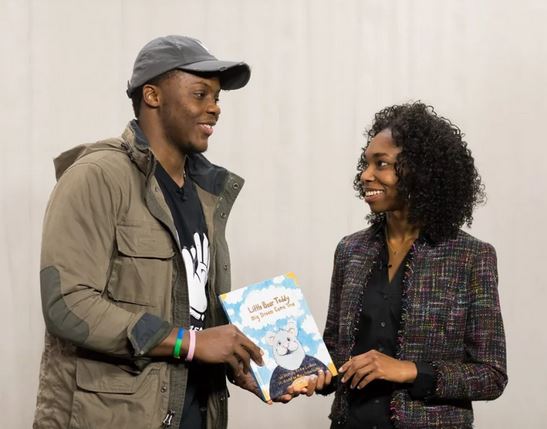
[221,287,246,305]
[300,314,322,340]
[315,343,332,365]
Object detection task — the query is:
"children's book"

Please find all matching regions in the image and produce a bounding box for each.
[219,272,337,402]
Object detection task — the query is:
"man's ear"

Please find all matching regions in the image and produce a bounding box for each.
[142,84,160,108]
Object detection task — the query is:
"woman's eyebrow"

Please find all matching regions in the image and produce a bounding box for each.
[366,151,391,159]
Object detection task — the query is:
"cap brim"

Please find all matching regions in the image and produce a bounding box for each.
[180,60,251,90]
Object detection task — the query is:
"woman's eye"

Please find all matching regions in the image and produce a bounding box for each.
[377,161,389,168]
[194,92,205,98]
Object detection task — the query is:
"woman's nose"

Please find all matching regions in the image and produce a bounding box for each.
[361,166,374,183]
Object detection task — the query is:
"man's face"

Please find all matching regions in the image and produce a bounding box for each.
[155,70,221,154]
[359,128,405,213]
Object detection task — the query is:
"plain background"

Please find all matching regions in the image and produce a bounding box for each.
[2,0,546,427]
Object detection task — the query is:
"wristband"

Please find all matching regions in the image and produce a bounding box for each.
[185,330,196,362]
[173,327,185,359]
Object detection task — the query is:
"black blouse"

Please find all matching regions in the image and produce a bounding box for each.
[344,240,435,429]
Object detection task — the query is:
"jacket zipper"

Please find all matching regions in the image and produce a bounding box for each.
[161,410,175,427]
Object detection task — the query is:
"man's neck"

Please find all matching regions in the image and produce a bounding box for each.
[139,120,186,187]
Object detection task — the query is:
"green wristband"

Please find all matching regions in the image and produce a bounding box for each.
[173,327,185,359]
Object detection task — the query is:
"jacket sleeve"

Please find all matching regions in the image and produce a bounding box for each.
[40,161,171,357]
[430,242,508,400]
[320,239,346,395]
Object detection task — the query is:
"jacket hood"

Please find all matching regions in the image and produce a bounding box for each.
[53,140,124,181]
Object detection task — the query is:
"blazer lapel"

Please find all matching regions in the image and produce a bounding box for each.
[341,228,383,361]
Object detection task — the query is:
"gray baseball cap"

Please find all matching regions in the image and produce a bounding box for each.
[126,35,251,97]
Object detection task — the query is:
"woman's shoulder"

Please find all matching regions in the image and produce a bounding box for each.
[336,224,383,253]
[340,224,379,243]
[434,229,496,257]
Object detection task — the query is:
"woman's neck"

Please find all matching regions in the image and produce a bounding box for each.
[385,210,420,243]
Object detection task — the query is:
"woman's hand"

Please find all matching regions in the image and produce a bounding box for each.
[273,369,333,403]
[339,349,417,389]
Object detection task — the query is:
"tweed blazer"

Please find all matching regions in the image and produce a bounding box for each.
[323,224,507,429]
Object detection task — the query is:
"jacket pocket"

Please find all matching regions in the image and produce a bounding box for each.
[69,357,163,429]
[106,224,175,310]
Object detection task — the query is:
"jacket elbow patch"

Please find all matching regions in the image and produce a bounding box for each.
[129,312,171,356]
[40,266,89,344]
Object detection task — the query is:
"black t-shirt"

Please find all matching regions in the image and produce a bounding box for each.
[155,161,209,331]
[155,161,208,429]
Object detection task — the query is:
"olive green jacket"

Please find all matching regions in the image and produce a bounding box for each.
[34,121,243,428]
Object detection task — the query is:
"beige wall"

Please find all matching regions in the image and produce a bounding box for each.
[2,0,546,427]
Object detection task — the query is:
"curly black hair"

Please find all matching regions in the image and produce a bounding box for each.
[354,102,485,242]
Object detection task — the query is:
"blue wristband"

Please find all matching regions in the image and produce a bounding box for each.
[173,327,185,359]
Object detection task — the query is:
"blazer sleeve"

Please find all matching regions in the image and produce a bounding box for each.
[430,242,508,400]
[40,161,171,357]
[320,239,346,395]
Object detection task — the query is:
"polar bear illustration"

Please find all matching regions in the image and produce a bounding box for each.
[265,319,327,399]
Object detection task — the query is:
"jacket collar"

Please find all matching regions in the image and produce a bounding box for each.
[121,120,231,196]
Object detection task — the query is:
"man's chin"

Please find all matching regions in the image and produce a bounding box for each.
[179,141,208,155]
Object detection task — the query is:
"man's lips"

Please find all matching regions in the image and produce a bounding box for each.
[198,123,214,137]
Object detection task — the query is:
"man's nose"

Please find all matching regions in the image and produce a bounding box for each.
[207,101,221,119]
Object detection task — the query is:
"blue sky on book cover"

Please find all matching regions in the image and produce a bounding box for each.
[219,273,337,401]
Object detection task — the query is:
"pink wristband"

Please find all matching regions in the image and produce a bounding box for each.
[185,330,196,362]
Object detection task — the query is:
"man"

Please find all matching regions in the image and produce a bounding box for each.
[34,35,264,429]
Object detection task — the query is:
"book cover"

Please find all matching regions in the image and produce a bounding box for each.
[219,272,337,402]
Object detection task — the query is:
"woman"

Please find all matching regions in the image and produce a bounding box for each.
[320,102,507,428]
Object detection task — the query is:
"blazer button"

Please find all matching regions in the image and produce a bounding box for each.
[160,385,167,393]
[232,183,240,190]
[223,264,228,271]
[220,212,227,219]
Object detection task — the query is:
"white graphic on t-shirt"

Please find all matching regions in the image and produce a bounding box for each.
[182,232,209,325]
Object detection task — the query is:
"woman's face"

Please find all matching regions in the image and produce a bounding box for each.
[359,128,405,213]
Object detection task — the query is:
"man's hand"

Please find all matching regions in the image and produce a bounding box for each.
[231,369,273,404]
[339,349,417,389]
[273,370,333,403]
[194,325,263,377]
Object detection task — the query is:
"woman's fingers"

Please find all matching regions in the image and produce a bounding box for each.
[305,374,318,396]
[325,369,333,385]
